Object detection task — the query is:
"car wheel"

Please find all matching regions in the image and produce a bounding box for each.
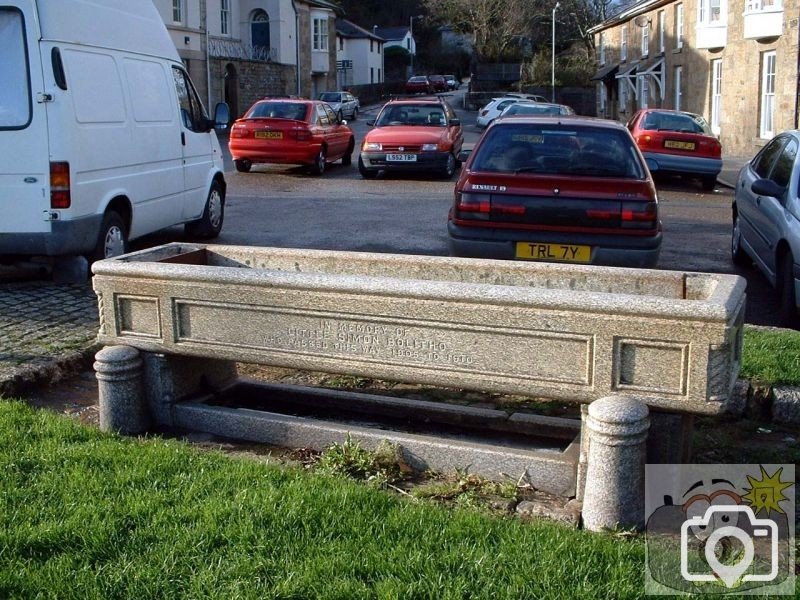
[778,252,800,328]
[351,107,358,121]
[701,175,717,191]
[310,147,327,176]
[731,209,750,266]
[186,180,224,239]
[342,139,354,166]
[234,159,251,173]
[90,210,127,262]
[337,110,344,122]
[441,153,456,179]
[358,156,377,179]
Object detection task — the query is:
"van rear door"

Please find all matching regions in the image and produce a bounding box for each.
[0,2,50,237]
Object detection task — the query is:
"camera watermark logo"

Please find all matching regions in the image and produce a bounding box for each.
[645,464,795,595]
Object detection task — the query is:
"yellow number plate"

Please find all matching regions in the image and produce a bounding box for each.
[664,140,695,150]
[255,131,283,139]
[515,242,591,263]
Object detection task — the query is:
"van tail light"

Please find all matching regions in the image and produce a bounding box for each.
[455,192,490,221]
[621,201,658,230]
[290,128,312,141]
[50,161,71,209]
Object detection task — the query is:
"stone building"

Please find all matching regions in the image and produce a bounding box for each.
[589,0,799,156]
[152,0,342,119]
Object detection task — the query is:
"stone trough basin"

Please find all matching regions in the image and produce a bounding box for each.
[93,242,746,416]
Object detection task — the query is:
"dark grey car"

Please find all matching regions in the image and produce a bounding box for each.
[732,130,800,326]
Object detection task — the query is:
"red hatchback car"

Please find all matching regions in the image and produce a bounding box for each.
[405,76,432,94]
[627,109,722,191]
[448,117,661,268]
[228,99,355,175]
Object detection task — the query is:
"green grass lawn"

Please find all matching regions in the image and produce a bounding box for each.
[741,327,800,385]
[0,401,644,599]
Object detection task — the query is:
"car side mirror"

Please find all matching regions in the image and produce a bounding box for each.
[457,149,472,162]
[367,120,375,126]
[751,178,786,199]
[213,102,230,131]
[449,118,461,126]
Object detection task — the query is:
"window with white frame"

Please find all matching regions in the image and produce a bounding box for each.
[711,59,722,133]
[220,0,229,35]
[674,66,683,110]
[699,0,723,24]
[313,17,328,51]
[658,11,665,52]
[641,21,649,57]
[676,4,684,48]
[621,27,627,61]
[172,0,182,23]
[760,51,776,138]
[599,32,606,65]
[639,75,649,108]
[746,0,780,11]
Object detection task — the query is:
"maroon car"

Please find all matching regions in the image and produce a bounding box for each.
[405,76,432,94]
[428,75,448,92]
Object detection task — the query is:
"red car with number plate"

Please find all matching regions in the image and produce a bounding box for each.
[448,116,661,268]
[627,108,722,191]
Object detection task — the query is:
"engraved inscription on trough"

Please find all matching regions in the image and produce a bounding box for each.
[175,301,593,385]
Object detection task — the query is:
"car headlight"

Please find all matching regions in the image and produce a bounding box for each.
[422,143,439,152]
[363,142,382,151]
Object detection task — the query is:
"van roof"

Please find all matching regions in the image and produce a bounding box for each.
[37,0,179,62]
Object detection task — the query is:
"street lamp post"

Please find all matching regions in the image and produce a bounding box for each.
[410,15,422,76]
[552,2,560,103]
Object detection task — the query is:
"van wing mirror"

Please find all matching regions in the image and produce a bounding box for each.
[213,102,230,131]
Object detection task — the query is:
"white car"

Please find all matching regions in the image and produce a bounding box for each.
[476,97,525,128]
[319,91,359,121]
[499,101,575,118]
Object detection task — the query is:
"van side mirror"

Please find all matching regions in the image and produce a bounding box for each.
[213,102,230,131]
[751,178,786,199]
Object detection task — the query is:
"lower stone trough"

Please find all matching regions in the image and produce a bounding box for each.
[92,243,746,530]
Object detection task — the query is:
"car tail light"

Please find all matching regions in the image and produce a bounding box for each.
[635,134,656,150]
[455,192,490,220]
[50,161,70,209]
[230,123,247,138]
[290,128,312,141]
[621,201,658,230]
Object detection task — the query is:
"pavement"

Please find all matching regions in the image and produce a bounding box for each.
[0,154,757,399]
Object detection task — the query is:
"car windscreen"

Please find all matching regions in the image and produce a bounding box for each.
[376,105,447,126]
[319,93,340,102]
[471,124,646,179]
[0,8,31,129]
[246,102,308,121]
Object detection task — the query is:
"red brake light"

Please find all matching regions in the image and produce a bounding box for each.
[290,128,312,141]
[621,201,658,229]
[50,161,70,209]
[455,192,490,220]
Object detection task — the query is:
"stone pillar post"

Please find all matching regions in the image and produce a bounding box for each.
[94,345,149,434]
[582,395,650,532]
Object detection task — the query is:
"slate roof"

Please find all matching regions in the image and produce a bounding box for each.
[374,26,409,41]
[336,18,385,41]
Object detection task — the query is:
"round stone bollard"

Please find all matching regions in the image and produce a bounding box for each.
[582,395,650,532]
[94,345,149,434]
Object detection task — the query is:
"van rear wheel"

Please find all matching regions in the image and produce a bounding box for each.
[90,211,127,262]
[186,181,224,239]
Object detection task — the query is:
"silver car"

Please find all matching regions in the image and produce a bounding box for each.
[319,91,359,121]
[732,130,800,326]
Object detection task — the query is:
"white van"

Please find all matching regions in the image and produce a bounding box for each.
[0,0,229,262]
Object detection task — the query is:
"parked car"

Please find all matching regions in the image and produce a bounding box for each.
[228,99,355,175]
[428,75,448,92]
[405,76,433,94]
[476,97,524,128]
[359,98,464,179]
[319,91,359,120]
[499,101,575,118]
[731,131,800,326]
[505,93,548,102]
[448,116,661,268]
[444,75,459,90]
[627,108,722,191]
